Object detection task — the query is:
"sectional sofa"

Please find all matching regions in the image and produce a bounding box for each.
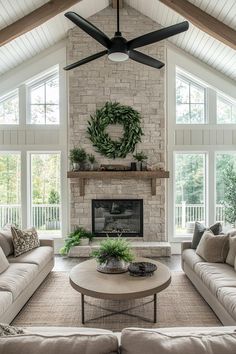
[0,237,54,324]
[182,240,236,325]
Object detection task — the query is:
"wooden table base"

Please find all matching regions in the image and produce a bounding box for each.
[81,293,157,324]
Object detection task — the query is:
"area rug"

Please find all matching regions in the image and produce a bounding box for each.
[12,271,221,331]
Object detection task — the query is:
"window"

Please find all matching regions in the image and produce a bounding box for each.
[30,153,61,235]
[0,90,19,125]
[215,153,236,227]
[0,153,21,228]
[217,94,236,124]
[175,153,206,235]
[176,73,206,124]
[28,71,59,124]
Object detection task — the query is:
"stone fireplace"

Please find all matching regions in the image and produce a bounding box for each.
[92,199,143,237]
[67,5,170,256]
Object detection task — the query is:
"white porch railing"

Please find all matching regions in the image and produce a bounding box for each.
[0,204,61,230]
[175,202,226,229]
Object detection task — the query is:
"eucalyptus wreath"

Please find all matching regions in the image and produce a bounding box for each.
[87,102,143,159]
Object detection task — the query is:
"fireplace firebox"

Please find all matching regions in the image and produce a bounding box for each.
[92,199,143,237]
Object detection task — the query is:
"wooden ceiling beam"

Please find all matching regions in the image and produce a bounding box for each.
[112,0,124,9]
[0,0,81,47]
[159,0,236,50]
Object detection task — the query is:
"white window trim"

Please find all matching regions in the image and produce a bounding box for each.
[216,93,236,125]
[0,89,19,126]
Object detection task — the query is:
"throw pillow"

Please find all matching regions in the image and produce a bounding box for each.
[0,323,24,336]
[0,247,9,274]
[0,230,14,257]
[11,227,40,257]
[196,230,229,263]
[226,230,236,266]
[191,221,222,249]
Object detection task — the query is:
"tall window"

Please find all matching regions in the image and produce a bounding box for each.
[175,153,206,235]
[217,94,236,124]
[0,90,19,125]
[0,153,21,228]
[30,153,61,235]
[176,73,206,124]
[28,71,59,124]
[215,153,236,226]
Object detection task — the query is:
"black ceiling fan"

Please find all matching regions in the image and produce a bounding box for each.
[64,0,189,71]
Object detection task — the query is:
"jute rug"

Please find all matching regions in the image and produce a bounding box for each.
[12,271,221,331]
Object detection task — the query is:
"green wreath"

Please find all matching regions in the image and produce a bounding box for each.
[87,102,143,159]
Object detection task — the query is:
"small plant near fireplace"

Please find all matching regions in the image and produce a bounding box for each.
[60,227,94,255]
[133,151,148,171]
[69,147,87,171]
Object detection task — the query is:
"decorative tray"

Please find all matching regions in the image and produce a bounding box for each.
[128,262,157,277]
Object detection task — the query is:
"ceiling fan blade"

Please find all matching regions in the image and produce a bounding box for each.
[64,50,108,71]
[65,12,112,49]
[129,50,164,69]
[128,21,189,50]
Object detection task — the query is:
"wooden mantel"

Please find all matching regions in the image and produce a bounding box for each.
[67,170,170,196]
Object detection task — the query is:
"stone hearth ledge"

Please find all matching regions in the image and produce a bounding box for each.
[68,241,171,258]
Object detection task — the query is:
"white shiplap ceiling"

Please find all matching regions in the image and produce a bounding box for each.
[0,0,235,81]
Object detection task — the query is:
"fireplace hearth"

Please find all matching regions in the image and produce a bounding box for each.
[92,199,143,237]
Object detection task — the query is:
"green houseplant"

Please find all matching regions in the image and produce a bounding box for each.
[87,153,96,170]
[69,147,87,171]
[133,151,148,171]
[60,227,93,255]
[92,237,134,273]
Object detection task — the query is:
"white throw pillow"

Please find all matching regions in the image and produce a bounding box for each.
[226,230,236,266]
[0,247,9,274]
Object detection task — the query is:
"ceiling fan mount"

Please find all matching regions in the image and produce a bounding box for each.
[64,0,189,71]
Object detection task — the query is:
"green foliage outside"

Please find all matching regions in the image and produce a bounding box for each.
[60,227,94,255]
[92,238,134,264]
[0,154,21,204]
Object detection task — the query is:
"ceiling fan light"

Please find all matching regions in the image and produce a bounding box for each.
[108,52,129,62]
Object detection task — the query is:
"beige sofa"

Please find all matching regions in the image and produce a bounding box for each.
[182,241,236,325]
[0,326,236,353]
[0,238,54,324]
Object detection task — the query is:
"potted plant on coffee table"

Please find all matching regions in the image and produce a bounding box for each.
[60,227,93,256]
[92,237,134,274]
[133,151,148,171]
[69,147,87,171]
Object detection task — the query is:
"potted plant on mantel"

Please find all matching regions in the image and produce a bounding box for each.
[60,227,94,256]
[87,153,97,171]
[69,147,87,171]
[92,237,134,274]
[133,151,148,171]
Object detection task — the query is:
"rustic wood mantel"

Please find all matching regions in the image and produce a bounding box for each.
[67,170,170,196]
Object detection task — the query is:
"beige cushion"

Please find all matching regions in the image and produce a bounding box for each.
[226,230,236,266]
[8,246,53,272]
[0,333,119,354]
[11,227,40,257]
[196,230,229,263]
[0,247,9,274]
[0,291,13,317]
[0,230,13,256]
[121,328,236,354]
[194,262,236,296]
[0,263,38,300]
[182,249,204,270]
[217,287,236,321]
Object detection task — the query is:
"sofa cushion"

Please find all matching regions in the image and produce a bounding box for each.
[121,328,236,354]
[191,221,222,249]
[194,262,236,296]
[8,246,53,272]
[0,230,13,256]
[0,247,9,274]
[0,291,13,317]
[226,230,236,266]
[182,249,204,270]
[196,231,229,263]
[0,333,119,354]
[217,287,236,321]
[11,227,40,257]
[0,323,24,336]
[0,263,38,301]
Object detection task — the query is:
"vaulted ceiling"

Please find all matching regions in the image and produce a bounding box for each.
[0,0,235,81]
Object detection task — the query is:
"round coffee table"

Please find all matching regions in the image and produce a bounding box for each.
[69,257,171,324]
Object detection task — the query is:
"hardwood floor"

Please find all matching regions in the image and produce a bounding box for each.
[53,255,182,272]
